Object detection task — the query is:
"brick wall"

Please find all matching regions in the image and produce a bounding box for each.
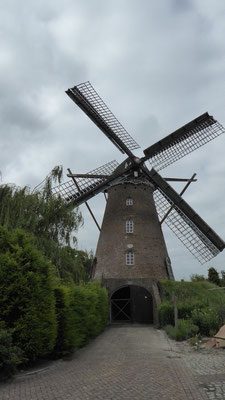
[94,181,172,281]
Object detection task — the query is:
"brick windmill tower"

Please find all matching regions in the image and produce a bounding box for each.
[53,82,225,324]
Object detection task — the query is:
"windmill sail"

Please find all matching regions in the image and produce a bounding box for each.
[66,81,140,157]
[52,160,119,204]
[144,113,225,171]
[154,188,222,264]
[64,80,225,266]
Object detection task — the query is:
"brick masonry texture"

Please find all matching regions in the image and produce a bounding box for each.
[94,182,171,281]
[0,325,208,400]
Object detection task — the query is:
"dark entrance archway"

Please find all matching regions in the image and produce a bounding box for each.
[110,285,153,323]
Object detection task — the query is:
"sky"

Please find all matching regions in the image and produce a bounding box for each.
[1,0,225,280]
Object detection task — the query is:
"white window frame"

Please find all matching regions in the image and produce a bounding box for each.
[126,251,134,265]
[126,198,133,206]
[126,220,133,233]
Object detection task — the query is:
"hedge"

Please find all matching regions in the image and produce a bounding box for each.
[0,226,109,370]
[53,282,108,356]
[0,227,57,361]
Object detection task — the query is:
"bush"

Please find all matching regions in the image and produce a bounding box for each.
[0,326,24,379]
[178,301,205,320]
[87,282,108,334]
[158,301,174,327]
[53,282,108,356]
[191,308,220,336]
[0,227,57,361]
[159,280,225,339]
[53,287,75,357]
[165,319,199,341]
[69,282,108,350]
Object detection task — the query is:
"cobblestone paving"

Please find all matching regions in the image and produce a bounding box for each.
[170,340,225,399]
[0,325,210,400]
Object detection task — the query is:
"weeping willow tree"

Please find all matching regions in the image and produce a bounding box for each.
[0,167,89,282]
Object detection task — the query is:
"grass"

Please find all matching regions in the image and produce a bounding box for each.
[158,280,225,339]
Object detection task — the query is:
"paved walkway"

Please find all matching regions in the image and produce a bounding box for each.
[0,324,221,400]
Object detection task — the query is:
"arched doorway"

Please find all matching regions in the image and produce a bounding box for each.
[110,285,153,323]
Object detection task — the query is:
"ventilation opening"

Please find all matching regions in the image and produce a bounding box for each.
[110,285,153,324]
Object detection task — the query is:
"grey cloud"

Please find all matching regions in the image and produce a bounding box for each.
[1,0,225,280]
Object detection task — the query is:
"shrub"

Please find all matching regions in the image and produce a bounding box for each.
[165,319,199,341]
[87,282,108,334]
[0,227,57,361]
[70,283,108,349]
[53,287,76,357]
[178,301,205,320]
[159,280,225,339]
[53,282,108,356]
[191,308,220,336]
[0,325,24,379]
[158,301,174,327]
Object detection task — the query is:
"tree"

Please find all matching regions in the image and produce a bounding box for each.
[208,267,220,286]
[190,274,206,282]
[220,270,225,286]
[0,166,88,282]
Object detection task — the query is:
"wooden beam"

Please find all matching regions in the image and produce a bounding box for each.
[164,177,197,182]
[67,168,101,231]
[160,173,197,225]
[67,173,110,179]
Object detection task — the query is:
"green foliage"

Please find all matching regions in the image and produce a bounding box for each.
[190,274,206,282]
[0,183,81,246]
[159,280,225,338]
[220,270,225,286]
[189,333,202,346]
[208,267,220,286]
[165,319,199,341]
[69,282,108,350]
[178,301,205,319]
[0,325,24,379]
[53,282,108,357]
[87,282,109,333]
[0,170,108,368]
[158,301,174,327]
[56,247,92,284]
[159,280,225,308]
[53,287,75,356]
[191,308,220,336]
[158,300,205,328]
[0,227,57,361]
[0,176,85,283]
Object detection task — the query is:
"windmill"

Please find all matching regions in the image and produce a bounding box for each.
[53,81,225,324]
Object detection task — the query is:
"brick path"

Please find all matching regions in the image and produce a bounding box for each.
[0,325,208,400]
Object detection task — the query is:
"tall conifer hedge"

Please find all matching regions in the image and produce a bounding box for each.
[0,227,57,361]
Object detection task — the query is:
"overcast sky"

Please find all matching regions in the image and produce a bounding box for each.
[1,0,225,280]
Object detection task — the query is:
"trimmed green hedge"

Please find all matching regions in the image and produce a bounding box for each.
[0,227,57,361]
[0,226,109,372]
[54,282,108,355]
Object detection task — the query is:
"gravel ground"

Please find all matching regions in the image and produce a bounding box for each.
[168,338,225,399]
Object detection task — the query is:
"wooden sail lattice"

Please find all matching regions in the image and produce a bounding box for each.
[154,188,220,264]
[52,160,119,203]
